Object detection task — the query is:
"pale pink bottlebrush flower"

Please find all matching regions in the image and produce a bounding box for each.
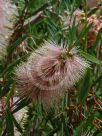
[87,15,102,34]
[64,9,102,48]
[0,0,16,58]
[15,41,89,106]
[78,14,102,48]
[87,15,102,47]
[63,9,102,34]
[61,9,85,30]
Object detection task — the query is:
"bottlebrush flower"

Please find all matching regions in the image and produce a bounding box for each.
[87,15,102,34]
[15,41,89,106]
[87,15,102,47]
[61,9,85,30]
[63,9,102,48]
[0,0,16,58]
[79,15,102,48]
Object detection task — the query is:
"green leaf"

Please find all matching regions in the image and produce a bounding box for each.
[74,24,92,46]
[88,7,99,16]
[6,105,14,136]
[8,35,28,53]
[97,132,102,136]
[73,121,86,136]
[93,28,102,49]
[79,50,102,65]
[0,79,12,98]
[73,112,94,136]
[2,54,29,75]
[12,98,30,114]
[91,75,102,88]
[12,115,22,133]
[78,70,91,104]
